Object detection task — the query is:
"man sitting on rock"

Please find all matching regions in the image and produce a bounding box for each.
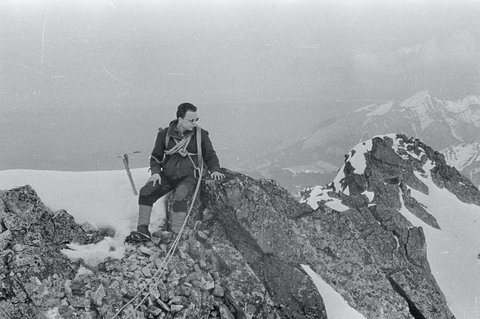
[126,102,225,243]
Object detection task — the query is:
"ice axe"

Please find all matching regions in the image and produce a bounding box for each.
[119,151,140,195]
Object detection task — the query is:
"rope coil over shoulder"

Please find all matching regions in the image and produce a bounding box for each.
[164,126,203,178]
[150,126,204,177]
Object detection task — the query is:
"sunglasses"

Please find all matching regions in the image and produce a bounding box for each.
[183,117,199,123]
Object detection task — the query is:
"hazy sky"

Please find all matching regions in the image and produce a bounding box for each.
[1,0,480,170]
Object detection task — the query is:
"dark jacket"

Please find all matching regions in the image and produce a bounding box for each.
[150,120,221,179]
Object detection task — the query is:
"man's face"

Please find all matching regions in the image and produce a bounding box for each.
[180,111,199,131]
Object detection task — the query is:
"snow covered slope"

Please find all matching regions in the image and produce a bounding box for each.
[400,165,480,318]
[0,168,167,266]
[301,134,480,318]
[0,168,167,238]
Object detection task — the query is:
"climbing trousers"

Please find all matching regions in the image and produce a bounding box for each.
[138,173,196,232]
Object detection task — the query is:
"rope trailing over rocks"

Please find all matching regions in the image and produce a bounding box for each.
[110,164,204,319]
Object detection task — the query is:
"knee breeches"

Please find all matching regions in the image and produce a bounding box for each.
[138,174,196,211]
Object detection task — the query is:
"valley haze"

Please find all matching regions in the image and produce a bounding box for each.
[2,0,480,177]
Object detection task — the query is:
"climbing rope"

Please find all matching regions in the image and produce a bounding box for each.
[164,135,192,158]
[110,164,204,319]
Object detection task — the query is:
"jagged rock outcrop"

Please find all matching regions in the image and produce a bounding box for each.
[302,134,480,318]
[2,133,475,318]
[200,176,326,319]
[0,185,104,318]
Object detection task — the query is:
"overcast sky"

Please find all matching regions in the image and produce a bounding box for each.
[1,0,480,170]
[2,0,480,106]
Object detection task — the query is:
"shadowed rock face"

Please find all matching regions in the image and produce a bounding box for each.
[200,176,327,319]
[202,172,414,318]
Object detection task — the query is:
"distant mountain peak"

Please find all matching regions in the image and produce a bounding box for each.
[243,92,480,195]
[399,89,432,108]
[302,134,480,212]
[443,141,480,171]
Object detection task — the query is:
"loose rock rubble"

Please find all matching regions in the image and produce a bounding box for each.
[0,185,284,319]
[56,229,240,319]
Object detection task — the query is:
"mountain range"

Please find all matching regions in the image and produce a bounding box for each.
[239,90,480,195]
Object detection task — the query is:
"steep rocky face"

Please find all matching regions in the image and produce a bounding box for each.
[302,134,480,318]
[200,176,326,319]
[202,168,451,318]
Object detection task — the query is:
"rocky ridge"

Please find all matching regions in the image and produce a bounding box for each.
[0,184,324,319]
[2,133,478,318]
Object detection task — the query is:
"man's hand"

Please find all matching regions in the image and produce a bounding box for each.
[148,173,161,186]
[210,171,225,180]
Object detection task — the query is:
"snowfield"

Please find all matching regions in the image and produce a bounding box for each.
[0,168,167,267]
[399,162,480,318]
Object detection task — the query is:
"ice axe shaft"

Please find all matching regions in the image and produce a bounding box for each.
[122,153,138,195]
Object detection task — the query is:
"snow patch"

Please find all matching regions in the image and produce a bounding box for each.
[332,140,373,193]
[392,233,400,250]
[302,265,368,319]
[397,161,480,318]
[362,190,374,202]
[348,140,373,174]
[391,135,426,161]
[300,186,349,212]
[61,237,126,267]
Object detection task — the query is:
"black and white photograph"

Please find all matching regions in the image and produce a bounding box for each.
[1,0,480,318]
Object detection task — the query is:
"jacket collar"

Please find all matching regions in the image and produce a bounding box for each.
[167,120,194,139]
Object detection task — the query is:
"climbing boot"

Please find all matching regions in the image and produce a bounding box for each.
[125,205,153,243]
[125,224,151,243]
[137,224,151,238]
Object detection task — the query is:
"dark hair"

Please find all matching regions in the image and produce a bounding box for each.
[176,102,197,119]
